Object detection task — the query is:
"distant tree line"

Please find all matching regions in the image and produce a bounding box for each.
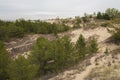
[0,34,98,80]
[0,19,70,41]
[96,8,120,20]
[72,8,120,27]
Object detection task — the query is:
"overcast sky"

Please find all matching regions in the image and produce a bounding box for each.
[0,0,120,20]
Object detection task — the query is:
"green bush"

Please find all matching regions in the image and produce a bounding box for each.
[29,36,73,75]
[75,34,86,59]
[0,41,10,80]
[8,56,38,80]
[0,34,99,79]
[96,8,120,20]
[88,38,98,53]
[0,19,70,41]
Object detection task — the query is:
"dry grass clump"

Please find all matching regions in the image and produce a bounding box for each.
[110,18,120,24]
[100,22,113,27]
[83,23,99,30]
[85,64,120,80]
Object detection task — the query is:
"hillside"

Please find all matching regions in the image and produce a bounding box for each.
[4,22,120,80]
[1,8,120,80]
[49,27,119,80]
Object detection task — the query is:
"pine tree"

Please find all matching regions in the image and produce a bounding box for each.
[7,56,38,80]
[0,41,10,80]
[97,12,103,19]
[89,38,98,53]
[76,34,86,59]
[29,37,53,75]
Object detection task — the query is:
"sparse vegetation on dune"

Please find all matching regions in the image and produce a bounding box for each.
[110,18,120,24]
[0,19,70,41]
[0,8,120,80]
[0,34,98,80]
[96,8,120,20]
[85,52,120,80]
[85,64,120,80]
[28,34,98,77]
[100,22,113,27]
[108,26,120,43]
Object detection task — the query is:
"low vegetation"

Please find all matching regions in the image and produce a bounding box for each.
[27,35,98,77]
[0,34,98,80]
[83,23,98,30]
[0,19,70,41]
[100,22,113,27]
[7,56,38,80]
[1,8,120,80]
[0,41,10,80]
[96,8,120,20]
[85,64,120,80]
[108,26,120,43]
[110,18,120,24]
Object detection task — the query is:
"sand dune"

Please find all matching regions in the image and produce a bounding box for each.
[50,27,119,80]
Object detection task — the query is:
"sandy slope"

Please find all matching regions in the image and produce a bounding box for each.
[71,27,119,80]
[74,53,103,80]
[49,27,119,80]
[5,27,119,80]
[5,34,55,57]
[71,27,111,43]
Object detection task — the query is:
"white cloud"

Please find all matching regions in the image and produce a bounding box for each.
[0,0,120,20]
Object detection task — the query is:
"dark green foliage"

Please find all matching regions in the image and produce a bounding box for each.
[0,25,24,41]
[97,12,103,19]
[96,8,120,20]
[105,8,120,20]
[29,36,73,75]
[0,40,38,80]
[0,34,98,79]
[0,19,70,41]
[88,38,98,53]
[76,34,86,51]
[76,34,86,59]
[29,37,53,75]
[53,36,73,70]
[7,56,38,80]
[0,41,10,80]
[102,13,110,20]
[75,35,98,61]
[0,26,9,40]
[96,12,110,20]
[8,25,24,38]
[15,19,69,34]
